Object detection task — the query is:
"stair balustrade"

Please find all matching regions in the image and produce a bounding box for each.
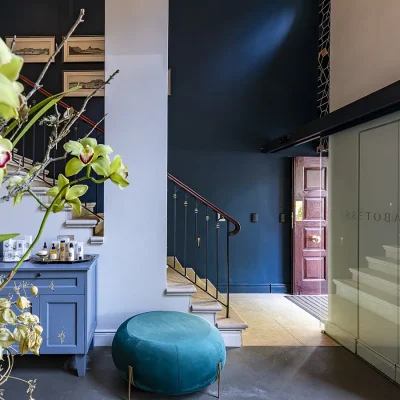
[9,75,104,222]
[168,174,241,318]
[16,75,241,315]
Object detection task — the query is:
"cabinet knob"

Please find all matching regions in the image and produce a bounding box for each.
[36,273,42,278]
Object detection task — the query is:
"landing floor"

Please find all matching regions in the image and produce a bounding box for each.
[230,294,339,346]
[7,346,400,399]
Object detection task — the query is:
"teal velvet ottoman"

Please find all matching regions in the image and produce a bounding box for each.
[112,311,226,398]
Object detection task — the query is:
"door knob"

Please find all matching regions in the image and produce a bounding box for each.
[311,235,321,243]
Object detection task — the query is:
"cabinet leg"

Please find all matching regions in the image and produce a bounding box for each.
[89,338,95,350]
[75,354,87,377]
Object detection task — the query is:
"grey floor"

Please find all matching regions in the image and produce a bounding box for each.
[4,347,400,400]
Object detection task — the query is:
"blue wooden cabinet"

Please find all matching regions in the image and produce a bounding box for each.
[0,256,98,377]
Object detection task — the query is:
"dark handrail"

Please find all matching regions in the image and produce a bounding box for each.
[168,173,241,236]
[19,74,104,135]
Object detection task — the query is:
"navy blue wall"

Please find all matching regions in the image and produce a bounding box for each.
[168,0,319,292]
[1,0,105,213]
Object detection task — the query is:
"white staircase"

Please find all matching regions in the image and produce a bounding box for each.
[4,155,104,245]
[165,257,248,347]
[333,246,400,324]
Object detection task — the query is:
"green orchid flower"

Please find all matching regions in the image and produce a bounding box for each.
[47,174,88,215]
[64,138,113,177]
[110,155,129,189]
[0,38,24,121]
[0,135,13,187]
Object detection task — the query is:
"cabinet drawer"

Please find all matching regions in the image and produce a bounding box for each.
[8,271,85,295]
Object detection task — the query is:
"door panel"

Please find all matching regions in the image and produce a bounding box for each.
[293,157,328,295]
[40,294,84,354]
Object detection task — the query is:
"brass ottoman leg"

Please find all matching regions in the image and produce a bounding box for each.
[217,362,222,399]
[128,365,133,400]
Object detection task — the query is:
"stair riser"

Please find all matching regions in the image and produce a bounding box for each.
[335,282,398,324]
[384,247,399,260]
[368,260,399,277]
[190,312,216,325]
[351,272,398,298]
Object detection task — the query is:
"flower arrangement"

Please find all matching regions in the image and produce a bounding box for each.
[0,9,128,399]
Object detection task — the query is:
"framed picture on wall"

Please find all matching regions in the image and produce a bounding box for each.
[63,71,105,97]
[5,36,55,63]
[63,36,105,63]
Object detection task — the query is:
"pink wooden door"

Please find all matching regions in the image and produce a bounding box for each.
[293,157,328,295]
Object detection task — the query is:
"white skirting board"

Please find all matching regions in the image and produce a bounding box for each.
[324,321,357,353]
[94,329,242,348]
[94,330,115,347]
[325,322,399,384]
[357,341,397,381]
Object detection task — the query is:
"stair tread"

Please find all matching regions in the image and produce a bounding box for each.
[350,268,398,287]
[191,290,223,312]
[366,256,399,266]
[334,278,398,306]
[166,257,248,330]
[166,267,197,294]
[217,306,248,330]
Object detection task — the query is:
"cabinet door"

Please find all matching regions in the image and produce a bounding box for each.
[40,295,84,355]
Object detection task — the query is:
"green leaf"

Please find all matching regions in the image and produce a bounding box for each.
[91,158,110,177]
[12,96,61,147]
[65,157,84,177]
[0,233,19,243]
[2,85,81,138]
[66,184,88,200]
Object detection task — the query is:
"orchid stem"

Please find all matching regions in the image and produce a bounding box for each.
[28,189,48,210]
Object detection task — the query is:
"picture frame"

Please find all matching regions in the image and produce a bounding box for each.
[63,71,105,97]
[5,36,55,63]
[63,36,105,63]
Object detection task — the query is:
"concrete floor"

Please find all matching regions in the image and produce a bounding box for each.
[230,294,338,346]
[5,346,400,399]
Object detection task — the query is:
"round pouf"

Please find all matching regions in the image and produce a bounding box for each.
[112,311,226,396]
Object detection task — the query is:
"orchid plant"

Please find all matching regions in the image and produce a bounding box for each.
[0,9,128,399]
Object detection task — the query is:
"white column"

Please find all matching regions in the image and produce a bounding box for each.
[98,0,169,335]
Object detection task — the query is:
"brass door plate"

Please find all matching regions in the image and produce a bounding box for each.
[295,201,303,222]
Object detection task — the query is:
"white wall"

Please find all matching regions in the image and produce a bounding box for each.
[101,0,169,330]
[330,0,400,111]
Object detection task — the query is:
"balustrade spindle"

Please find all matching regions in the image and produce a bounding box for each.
[183,195,188,276]
[205,207,209,292]
[173,186,177,270]
[216,219,220,300]
[194,200,198,284]
[226,221,230,318]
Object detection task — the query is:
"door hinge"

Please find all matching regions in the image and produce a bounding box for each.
[291,212,294,229]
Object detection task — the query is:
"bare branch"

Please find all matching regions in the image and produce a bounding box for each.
[84,114,107,139]
[25,9,85,101]
[61,70,118,139]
